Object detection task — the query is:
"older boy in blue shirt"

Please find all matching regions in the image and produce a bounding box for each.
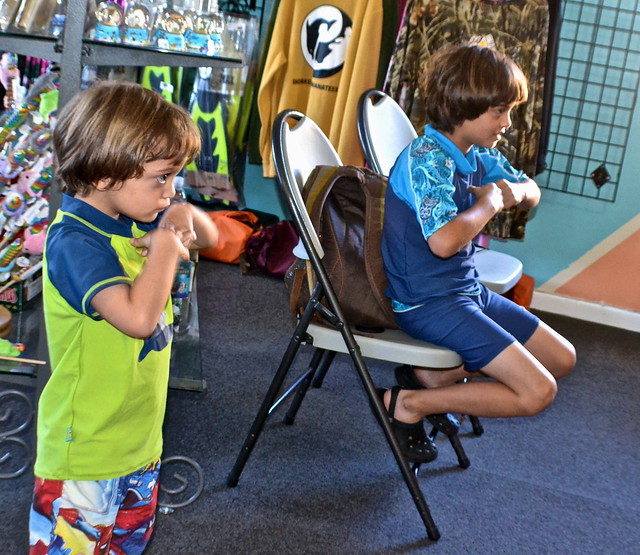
[380,45,576,463]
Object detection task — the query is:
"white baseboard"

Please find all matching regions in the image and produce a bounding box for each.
[531,291,640,333]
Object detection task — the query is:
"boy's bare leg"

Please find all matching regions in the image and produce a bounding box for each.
[413,366,482,389]
[411,365,473,389]
[384,340,558,424]
[523,320,576,379]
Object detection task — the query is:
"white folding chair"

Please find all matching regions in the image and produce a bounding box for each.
[357,88,523,295]
[227,110,470,541]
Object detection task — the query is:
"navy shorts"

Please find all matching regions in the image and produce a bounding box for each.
[394,284,540,371]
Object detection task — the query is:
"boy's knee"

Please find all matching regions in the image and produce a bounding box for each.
[557,343,577,378]
[521,377,557,416]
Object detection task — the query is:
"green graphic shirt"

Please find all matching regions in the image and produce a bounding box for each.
[35,194,173,480]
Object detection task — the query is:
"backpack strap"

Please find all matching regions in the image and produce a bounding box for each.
[356,167,397,325]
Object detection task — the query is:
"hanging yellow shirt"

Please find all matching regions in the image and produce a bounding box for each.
[258,0,384,177]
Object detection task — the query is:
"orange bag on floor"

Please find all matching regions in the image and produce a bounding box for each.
[504,273,535,310]
[199,210,259,264]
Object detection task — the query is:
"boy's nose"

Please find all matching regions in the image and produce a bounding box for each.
[501,111,513,130]
[164,181,176,198]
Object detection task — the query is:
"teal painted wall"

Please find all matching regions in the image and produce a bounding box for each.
[244,158,287,220]
[242,1,640,288]
[490,0,640,286]
[491,94,640,285]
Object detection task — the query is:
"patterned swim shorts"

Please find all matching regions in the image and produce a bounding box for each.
[29,460,161,555]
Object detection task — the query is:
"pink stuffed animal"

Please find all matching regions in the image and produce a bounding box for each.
[23,224,47,255]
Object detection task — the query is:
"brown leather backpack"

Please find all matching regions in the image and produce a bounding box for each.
[286,165,399,331]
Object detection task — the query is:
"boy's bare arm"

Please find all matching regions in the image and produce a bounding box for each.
[188,204,218,250]
[91,229,185,338]
[427,182,503,258]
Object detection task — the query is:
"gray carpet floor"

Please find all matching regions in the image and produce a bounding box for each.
[2,259,639,554]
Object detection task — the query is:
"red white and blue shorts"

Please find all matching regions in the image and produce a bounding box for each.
[29,459,161,555]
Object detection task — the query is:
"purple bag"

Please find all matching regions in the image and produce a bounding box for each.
[242,220,299,279]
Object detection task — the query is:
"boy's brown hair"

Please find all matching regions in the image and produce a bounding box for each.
[422,44,528,133]
[53,81,201,196]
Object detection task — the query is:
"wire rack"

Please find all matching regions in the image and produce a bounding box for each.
[538,0,640,202]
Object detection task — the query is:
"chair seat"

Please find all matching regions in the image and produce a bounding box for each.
[476,248,523,294]
[306,322,463,368]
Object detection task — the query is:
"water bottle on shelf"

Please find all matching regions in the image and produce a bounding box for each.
[207,0,224,56]
[12,0,60,36]
[49,0,65,38]
[0,0,21,31]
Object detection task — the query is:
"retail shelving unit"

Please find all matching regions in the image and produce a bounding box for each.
[0,0,246,395]
[1,0,244,213]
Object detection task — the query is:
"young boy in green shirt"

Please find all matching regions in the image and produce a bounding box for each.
[29,81,218,554]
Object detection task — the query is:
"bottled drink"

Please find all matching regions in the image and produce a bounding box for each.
[49,0,65,37]
[13,0,59,35]
[0,0,21,31]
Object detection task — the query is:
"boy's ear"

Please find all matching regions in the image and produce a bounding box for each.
[94,179,111,192]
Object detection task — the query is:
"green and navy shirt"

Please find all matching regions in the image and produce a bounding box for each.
[35,194,173,480]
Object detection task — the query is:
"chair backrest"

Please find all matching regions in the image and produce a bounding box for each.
[357,89,418,176]
[272,109,342,259]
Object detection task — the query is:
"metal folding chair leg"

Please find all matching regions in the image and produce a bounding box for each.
[469,415,484,436]
[311,349,335,389]
[351,338,441,540]
[282,348,325,425]
[226,299,317,488]
[428,426,470,469]
[281,348,336,425]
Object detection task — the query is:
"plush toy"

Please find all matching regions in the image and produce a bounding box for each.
[23,223,46,255]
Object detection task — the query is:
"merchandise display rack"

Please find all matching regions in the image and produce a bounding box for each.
[1,0,245,211]
[0,0,246,368]
[538,0,640,202]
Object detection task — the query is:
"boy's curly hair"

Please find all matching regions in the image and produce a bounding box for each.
[421,44,528,133]
[53,81,201,196]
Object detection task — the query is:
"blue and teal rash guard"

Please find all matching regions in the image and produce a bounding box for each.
[381,124,527,309]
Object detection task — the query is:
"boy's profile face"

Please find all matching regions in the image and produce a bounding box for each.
[450,102,517,153]
[84,158,185,222]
